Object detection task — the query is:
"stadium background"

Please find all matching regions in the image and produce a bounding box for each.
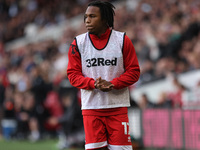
[0,0,200,150]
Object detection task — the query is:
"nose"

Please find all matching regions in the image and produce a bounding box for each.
[85,17,90,23]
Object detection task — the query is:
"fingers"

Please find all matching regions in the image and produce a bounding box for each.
[100,85,113,92]
[95,77,102,89]
[108,84,114,88]
[95,77,114,92]
[95,77,101,85]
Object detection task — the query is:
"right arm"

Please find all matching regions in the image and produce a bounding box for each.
[67,40,95,90]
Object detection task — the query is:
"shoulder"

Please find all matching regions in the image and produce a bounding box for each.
[76,32,88,41]
[112,30,125,36]
[75,32,89,48]
[111,30,133,46]
[111,30,126,42]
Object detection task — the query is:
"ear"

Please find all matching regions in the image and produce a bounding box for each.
[102,20,108,27]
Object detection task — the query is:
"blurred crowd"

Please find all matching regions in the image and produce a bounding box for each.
[0,0,89,43]
[137,75,200,110]
[0,0,200,147]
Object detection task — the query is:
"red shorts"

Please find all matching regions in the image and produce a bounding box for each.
[83,114,133,150]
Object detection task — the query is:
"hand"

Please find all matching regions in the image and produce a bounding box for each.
[95,77,114,92]
[48,117,58,126]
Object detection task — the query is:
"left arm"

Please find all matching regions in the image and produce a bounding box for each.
[110,35,140,89]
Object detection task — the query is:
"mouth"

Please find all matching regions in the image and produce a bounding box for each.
[86,26,94,30]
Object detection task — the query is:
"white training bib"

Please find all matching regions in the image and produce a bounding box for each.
[76,30,130,109]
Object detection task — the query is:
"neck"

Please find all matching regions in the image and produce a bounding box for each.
[96,26,109,38]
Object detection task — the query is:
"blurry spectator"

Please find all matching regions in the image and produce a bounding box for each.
[168,76,189,108]
[48,79,84,149]
[43,89,63,134]
[29,65,52,134]
[139,59,155,83]
[12,91,40,142]
[1,85,16,139]
[3,84,15,119]
[156,92,172,108]
[154,57,176,79]
[138,93,155,109]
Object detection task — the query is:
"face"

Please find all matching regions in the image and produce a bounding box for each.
[84,6,107,36]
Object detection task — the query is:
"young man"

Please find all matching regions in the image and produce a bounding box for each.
[67,1,140,150]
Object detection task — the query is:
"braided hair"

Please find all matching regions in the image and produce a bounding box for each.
[87,1,115,29]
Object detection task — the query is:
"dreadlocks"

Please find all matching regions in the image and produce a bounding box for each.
[88,1,115,28]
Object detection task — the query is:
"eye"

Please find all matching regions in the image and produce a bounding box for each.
[90,15,96,18]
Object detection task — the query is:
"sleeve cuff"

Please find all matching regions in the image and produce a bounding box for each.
[110,81,117,89]
[89,80,96,89]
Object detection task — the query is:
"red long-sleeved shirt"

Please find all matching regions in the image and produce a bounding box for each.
[67,28,140,90]
[67,28,140,116]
